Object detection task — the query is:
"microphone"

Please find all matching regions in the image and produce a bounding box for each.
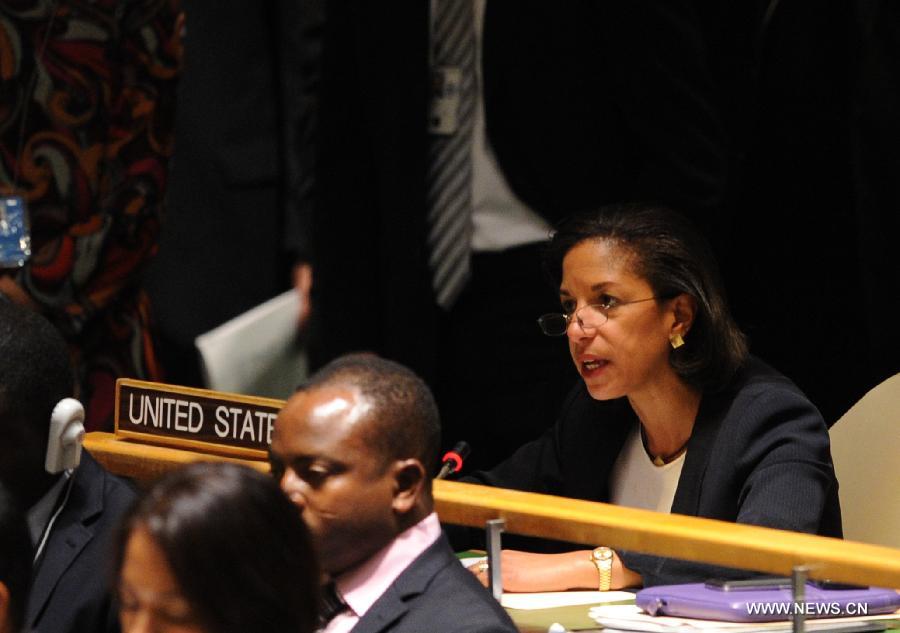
[437,441,471,479]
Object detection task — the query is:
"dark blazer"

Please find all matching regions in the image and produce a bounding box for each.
[351,535,517,633]
[310,0,727,377]
[458,358,842,586]
[27,453,136,633]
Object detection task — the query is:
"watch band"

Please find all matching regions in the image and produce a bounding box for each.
[591,546,614,591]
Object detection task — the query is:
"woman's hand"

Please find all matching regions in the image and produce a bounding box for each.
[471,549,641,593]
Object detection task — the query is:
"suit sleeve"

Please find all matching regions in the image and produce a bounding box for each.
[731,388,838,533]
[444,387,581,551]
[276,0,323,263]
[463,384,590,494]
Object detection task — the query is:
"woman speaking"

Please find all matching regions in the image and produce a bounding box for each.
[466,203,841,591]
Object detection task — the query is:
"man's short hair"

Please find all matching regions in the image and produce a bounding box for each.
[301,354,441,474]
[0,301,74,442]
[0,482,32,632]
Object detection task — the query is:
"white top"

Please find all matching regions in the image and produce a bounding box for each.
[470,0,551,252]
[609,426,685,513]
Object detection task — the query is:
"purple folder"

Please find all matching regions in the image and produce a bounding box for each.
[636,583,900,622]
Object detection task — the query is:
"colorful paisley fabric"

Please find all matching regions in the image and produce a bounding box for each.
[0,0,181,430]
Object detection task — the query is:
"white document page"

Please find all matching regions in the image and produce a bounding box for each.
[195,290,307,399]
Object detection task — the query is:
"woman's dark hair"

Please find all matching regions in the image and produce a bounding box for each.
[0,482,32,633]
[544,203,748,391]
[114,462,319,633]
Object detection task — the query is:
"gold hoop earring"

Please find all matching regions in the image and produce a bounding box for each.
[670,333,685,349]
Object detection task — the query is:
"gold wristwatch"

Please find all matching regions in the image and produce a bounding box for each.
[590,546,614,591]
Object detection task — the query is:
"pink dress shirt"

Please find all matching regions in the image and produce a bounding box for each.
[322,512,443,633]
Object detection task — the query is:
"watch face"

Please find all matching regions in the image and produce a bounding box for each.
[593,547,613,562]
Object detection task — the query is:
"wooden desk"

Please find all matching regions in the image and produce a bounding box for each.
[84,432,900,589]
[84,432,269,482]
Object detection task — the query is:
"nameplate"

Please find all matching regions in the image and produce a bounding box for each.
[115,379,287,459]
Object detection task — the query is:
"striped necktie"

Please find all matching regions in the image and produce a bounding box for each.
[427,0,476,309]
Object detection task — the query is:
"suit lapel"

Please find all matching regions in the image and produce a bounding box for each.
[671,388,730,516]
[27,457,104,629]
[348,584,409,633]
[349,537,453,633]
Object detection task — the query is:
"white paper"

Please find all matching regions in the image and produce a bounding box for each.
[461,556,486,569]
[195,290,307,399]
[590,604,900,633]
[502,591,636,611]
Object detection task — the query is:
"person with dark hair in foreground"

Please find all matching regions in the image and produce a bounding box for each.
[0,483,31,633]
[270,354,517,633]
[115,462,319,633]
[459,203,841,590]
[0,300,135,633]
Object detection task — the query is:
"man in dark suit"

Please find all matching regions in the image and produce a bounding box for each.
[0,300,135,633]
[305,1,727,469]
[145,0,321,388]
[270,354,516,633]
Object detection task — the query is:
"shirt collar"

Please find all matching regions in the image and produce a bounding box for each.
[335,512,442,619]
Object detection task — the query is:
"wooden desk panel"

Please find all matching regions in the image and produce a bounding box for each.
[84,433,900,588]
[436,480,900,589]
[84,432,269,483]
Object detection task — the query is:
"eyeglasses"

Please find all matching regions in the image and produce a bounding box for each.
[537,297,659,336]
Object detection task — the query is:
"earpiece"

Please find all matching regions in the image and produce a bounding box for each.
[45,398,85,474]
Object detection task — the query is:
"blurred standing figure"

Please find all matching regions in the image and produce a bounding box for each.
[0,0,181,430]
[145,0,321,389]
[304,1,728,469]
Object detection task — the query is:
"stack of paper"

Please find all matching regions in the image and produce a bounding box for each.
[502,591,635,611]
[590,604,900,633]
